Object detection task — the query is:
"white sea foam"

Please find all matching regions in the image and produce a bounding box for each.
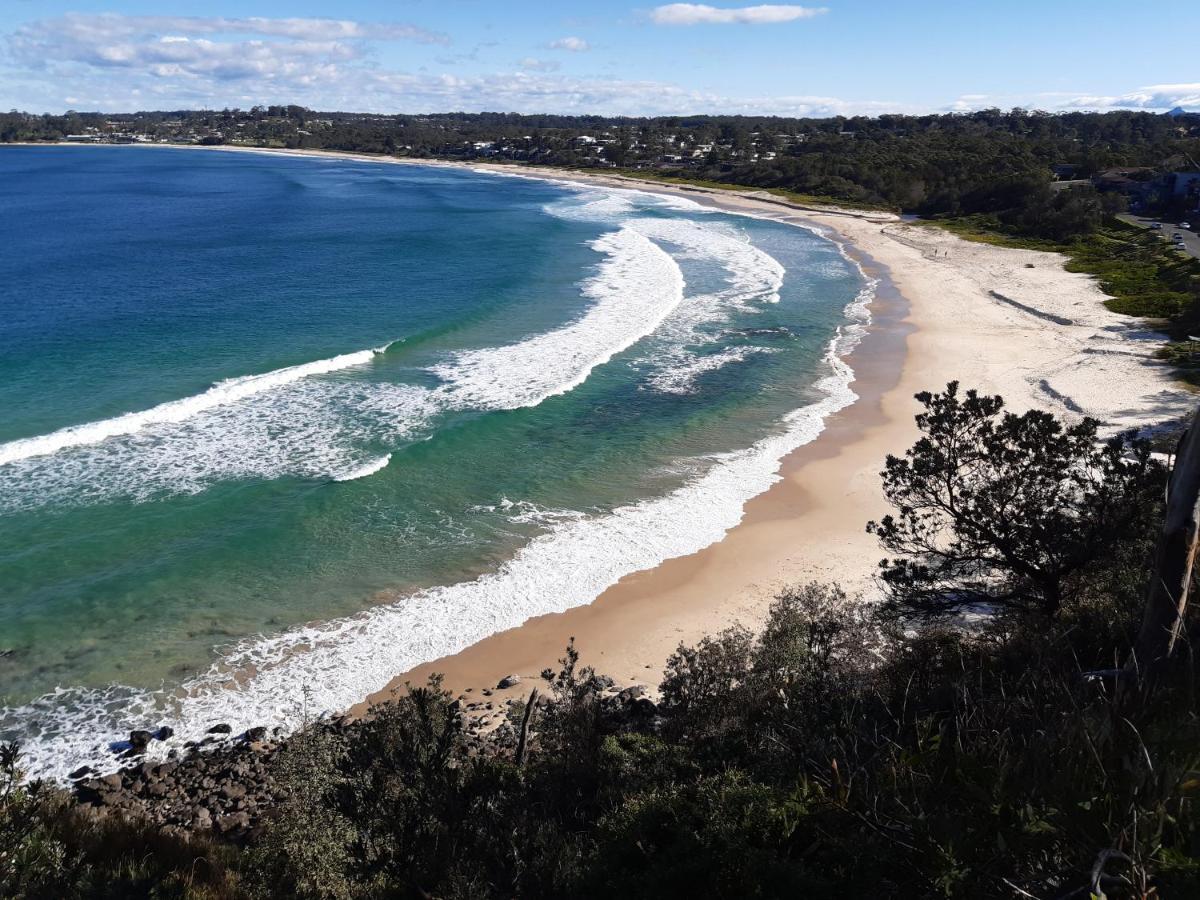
[430,227,685,409]
[1,262,875,784]
[0,381,439,512]
[0,345,391,468]
[334,453,392,482]
[618,217,787,392]
[630,217,784,305]
[645,346,779,394]
[545,187,791,393]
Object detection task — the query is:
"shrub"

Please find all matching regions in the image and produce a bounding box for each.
[867,382,1163,622]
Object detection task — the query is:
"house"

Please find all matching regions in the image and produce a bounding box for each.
[1093,167,1154,192]
[1093,167,1158,204]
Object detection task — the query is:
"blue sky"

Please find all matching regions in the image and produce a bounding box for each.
[2,1,1197,116]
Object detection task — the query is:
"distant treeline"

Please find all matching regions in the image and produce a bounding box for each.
[4,107,1199,229]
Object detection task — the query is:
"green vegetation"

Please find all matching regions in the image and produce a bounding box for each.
[599,169,892,212]
[0,744,238,898]
[869,383,1161,619]
[3,385,1196,898]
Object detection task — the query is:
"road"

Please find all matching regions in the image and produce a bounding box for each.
[1118,213,1200,260]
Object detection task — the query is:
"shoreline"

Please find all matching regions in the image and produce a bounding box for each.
[313,152,1188,707]
[9,142,1194,749]
[364,253,910,707]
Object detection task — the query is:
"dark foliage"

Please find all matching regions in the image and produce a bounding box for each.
[1,742,239,898]
[868,382,1164,621]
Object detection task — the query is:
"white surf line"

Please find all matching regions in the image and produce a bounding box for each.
[429,227,685,410]
[332,453,393,482]
[0,344,395,468]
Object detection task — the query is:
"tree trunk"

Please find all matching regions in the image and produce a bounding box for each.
[515,688,539,768]
[1131,407,1200,685]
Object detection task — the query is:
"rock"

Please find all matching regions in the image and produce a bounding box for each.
[129,729,154,749]
[632,697,658,715]
[216,812,250,834]
[482,689,493,696]
[207,723,233,735]
[243,726,267,742]
[219,783,247,800]
[496,674,521,689]
[618,685,647,702]
[156,726,175,741]
[147,782,170,798]
[100,773,123,790]
[69,765,94,780]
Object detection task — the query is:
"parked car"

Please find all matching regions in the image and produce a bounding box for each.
[1151,222,1163,229]
[1181,222,1192,229]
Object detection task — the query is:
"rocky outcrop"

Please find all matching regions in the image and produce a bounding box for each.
[73,733,283,842]
[69,679,661,843]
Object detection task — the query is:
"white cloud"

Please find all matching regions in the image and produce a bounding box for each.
[9,14,447,55]
[4,15,1196,119]
[1062,82,1200,111]
[548,36,589,51]
[939,85,1200,114]
[519,57,561,72]
[650,4,828,25]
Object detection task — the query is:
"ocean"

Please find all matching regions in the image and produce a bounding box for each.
[0,145,872,779]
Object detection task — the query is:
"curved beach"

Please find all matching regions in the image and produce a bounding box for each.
[362,162,1195,703]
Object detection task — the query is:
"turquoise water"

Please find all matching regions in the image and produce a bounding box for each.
[0,146,869,778]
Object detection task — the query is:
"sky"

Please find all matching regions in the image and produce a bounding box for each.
[1,1,1197,117]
